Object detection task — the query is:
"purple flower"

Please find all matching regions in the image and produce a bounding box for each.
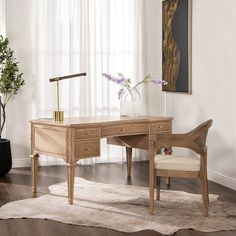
[151,79,162,84]
[112,76,125,84]
[151,79,168,85]
[102,73,129,85]
[102,73,113,81]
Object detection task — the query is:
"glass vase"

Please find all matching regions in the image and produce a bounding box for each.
[120,87,142,117]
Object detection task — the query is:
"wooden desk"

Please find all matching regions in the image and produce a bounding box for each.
[30,116,173,214]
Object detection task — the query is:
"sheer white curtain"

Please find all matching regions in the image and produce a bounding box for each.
[32,0,146,165]
[0,0,6,138]
[0,0,6,36]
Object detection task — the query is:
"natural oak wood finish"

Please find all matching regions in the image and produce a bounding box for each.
[149,134,156,215]
[126,147,132,177]
[75,128,99,139]
[75,140,100,158]
[101,123,149,137]
[30,116,173,212]
[30,154,39,193]
[107,135,149,150]
[35,127,67,155]
[33,124,67,160]
[67,163,76,204]
[154,119,213,216]
[150,122,171,133]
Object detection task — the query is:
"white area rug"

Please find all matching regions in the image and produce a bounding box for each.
[0,177,236,235]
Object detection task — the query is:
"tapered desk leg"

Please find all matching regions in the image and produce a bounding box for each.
[67,163,75,204]
[149,135,156,215]
[31,154,39,194]
[126,147,132,177]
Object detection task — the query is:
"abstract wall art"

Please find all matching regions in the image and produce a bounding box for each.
[162,0,192,93]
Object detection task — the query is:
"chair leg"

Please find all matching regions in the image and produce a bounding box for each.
[200,174,209,217]
[156,176,160,200]
[166,177,170,187]
[163,148,172,187]
[205,171,209,205]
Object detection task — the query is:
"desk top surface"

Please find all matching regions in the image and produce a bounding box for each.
[31,116,173,127]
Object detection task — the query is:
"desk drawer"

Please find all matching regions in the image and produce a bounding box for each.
[75,140,100,158]
[101,123,148,137]
[150,122,170,133]
[75,128,99,140]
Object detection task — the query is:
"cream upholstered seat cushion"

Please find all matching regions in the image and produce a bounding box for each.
[154,154,200,171]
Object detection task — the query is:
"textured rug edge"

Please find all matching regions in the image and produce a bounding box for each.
[0,215,235,236]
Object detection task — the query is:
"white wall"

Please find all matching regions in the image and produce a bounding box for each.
[5,0,33,167]
[144,0,165,116]
[145,0,236,190]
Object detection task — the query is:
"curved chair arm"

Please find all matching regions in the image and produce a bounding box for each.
[156,120,212,155]
[156,133,193,150]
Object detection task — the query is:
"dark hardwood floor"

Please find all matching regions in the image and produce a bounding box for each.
[0,161,235,236]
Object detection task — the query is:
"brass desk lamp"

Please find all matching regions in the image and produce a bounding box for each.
[49,72,86,122]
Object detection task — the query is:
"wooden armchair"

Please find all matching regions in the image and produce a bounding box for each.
[153,119,213,216]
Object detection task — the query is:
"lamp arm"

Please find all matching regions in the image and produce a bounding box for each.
[49,72,87,82]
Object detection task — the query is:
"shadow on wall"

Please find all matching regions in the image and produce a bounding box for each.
[208,130,236,177]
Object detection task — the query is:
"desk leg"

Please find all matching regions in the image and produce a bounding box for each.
[67,163,75,204]
[126,147,132,177]
[31,154,39,194]
[149,135,156,215]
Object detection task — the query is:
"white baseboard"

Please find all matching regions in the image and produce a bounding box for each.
[208,170,236,191]
[12,158,31,168]
[12,158,66,168]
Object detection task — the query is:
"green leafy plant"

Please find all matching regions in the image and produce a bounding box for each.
[0,35,25,138]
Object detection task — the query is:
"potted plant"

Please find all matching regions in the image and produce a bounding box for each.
[0,35,24,176]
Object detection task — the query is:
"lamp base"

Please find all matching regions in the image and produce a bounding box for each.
[53,110,64,122]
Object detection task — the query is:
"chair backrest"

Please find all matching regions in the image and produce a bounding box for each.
[188,119,213,154]
[156,119,213,155]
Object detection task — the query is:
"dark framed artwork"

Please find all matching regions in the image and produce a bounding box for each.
[162,0,192,93]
